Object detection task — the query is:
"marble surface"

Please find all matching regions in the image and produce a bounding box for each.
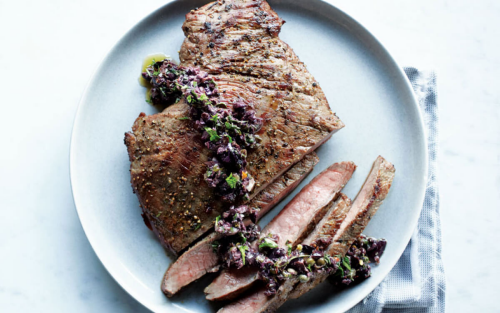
[0,0,498,312]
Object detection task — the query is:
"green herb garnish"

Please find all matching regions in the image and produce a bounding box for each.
[226,173,239,189]
[259,237,279,250]
[342,256,351,271]
[336,265,345,278]
[197,93,209,101]
[178,116,191,120]
[286,240,292,255]
[225,121,240,131]
[238,245,250,265]
[205,127,221,142]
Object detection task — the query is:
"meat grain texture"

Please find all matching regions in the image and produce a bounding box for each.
[125,0,344,255]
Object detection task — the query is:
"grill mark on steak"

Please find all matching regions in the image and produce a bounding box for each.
[161,153,319,297]
[217,195,352,313]
[204,161,356,301]
[125,0,344,254]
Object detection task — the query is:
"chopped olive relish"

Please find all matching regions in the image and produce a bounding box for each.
[330,234,387,287]
[211,208,387,296]
[142,59,262,203]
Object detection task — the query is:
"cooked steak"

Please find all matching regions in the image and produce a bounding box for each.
[254,156,395,313]
[219,156,394,313]
[204,161,356,301]
[162,153,319,297]
[218,195,352,313]
[289,156,395,300]
[124,0,344,254]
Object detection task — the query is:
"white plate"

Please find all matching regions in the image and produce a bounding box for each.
[70,0,427,312]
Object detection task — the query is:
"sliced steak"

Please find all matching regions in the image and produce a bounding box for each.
[218,195,352,313]
[289,155,395,300]
[220,156,395,313]
[204,161,356,301]
[161,153,319,297]
[125,0,344,254]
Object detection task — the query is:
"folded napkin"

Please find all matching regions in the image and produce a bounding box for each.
[349,68,446,313]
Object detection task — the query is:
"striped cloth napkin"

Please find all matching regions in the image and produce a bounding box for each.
[350,68,446,313]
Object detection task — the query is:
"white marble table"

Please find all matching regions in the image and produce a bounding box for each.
[0,0,498,312]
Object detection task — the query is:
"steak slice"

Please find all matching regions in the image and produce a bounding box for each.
[252,153,320,221]
[301,193,351,246]
[161,153,319,297]
[125,0,344,254]
[289,156,395,300]
[204,162,356,301]
[218,195,352,313]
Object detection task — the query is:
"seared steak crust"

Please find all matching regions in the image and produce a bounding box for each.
[125,0,343,254]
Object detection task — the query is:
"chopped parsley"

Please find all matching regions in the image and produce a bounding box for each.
[226,173,239,189]
[238,245,250,265]
[197,93,209,101]
[205,127,221,142]
[259,237,279,250]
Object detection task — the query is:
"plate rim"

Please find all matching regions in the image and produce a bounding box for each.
[69,1,429,312]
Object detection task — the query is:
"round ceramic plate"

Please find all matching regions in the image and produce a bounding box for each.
[70,0,428,312]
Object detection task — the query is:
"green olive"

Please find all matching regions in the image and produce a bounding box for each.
[306,257,315,266]
[299,274,309,283]
[287,268,297,275]
[316,258,326,266]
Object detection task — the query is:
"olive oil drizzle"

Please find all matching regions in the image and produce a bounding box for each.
[138,53,169,101]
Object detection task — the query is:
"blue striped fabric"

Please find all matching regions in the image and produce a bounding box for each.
[349,68,446,313]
